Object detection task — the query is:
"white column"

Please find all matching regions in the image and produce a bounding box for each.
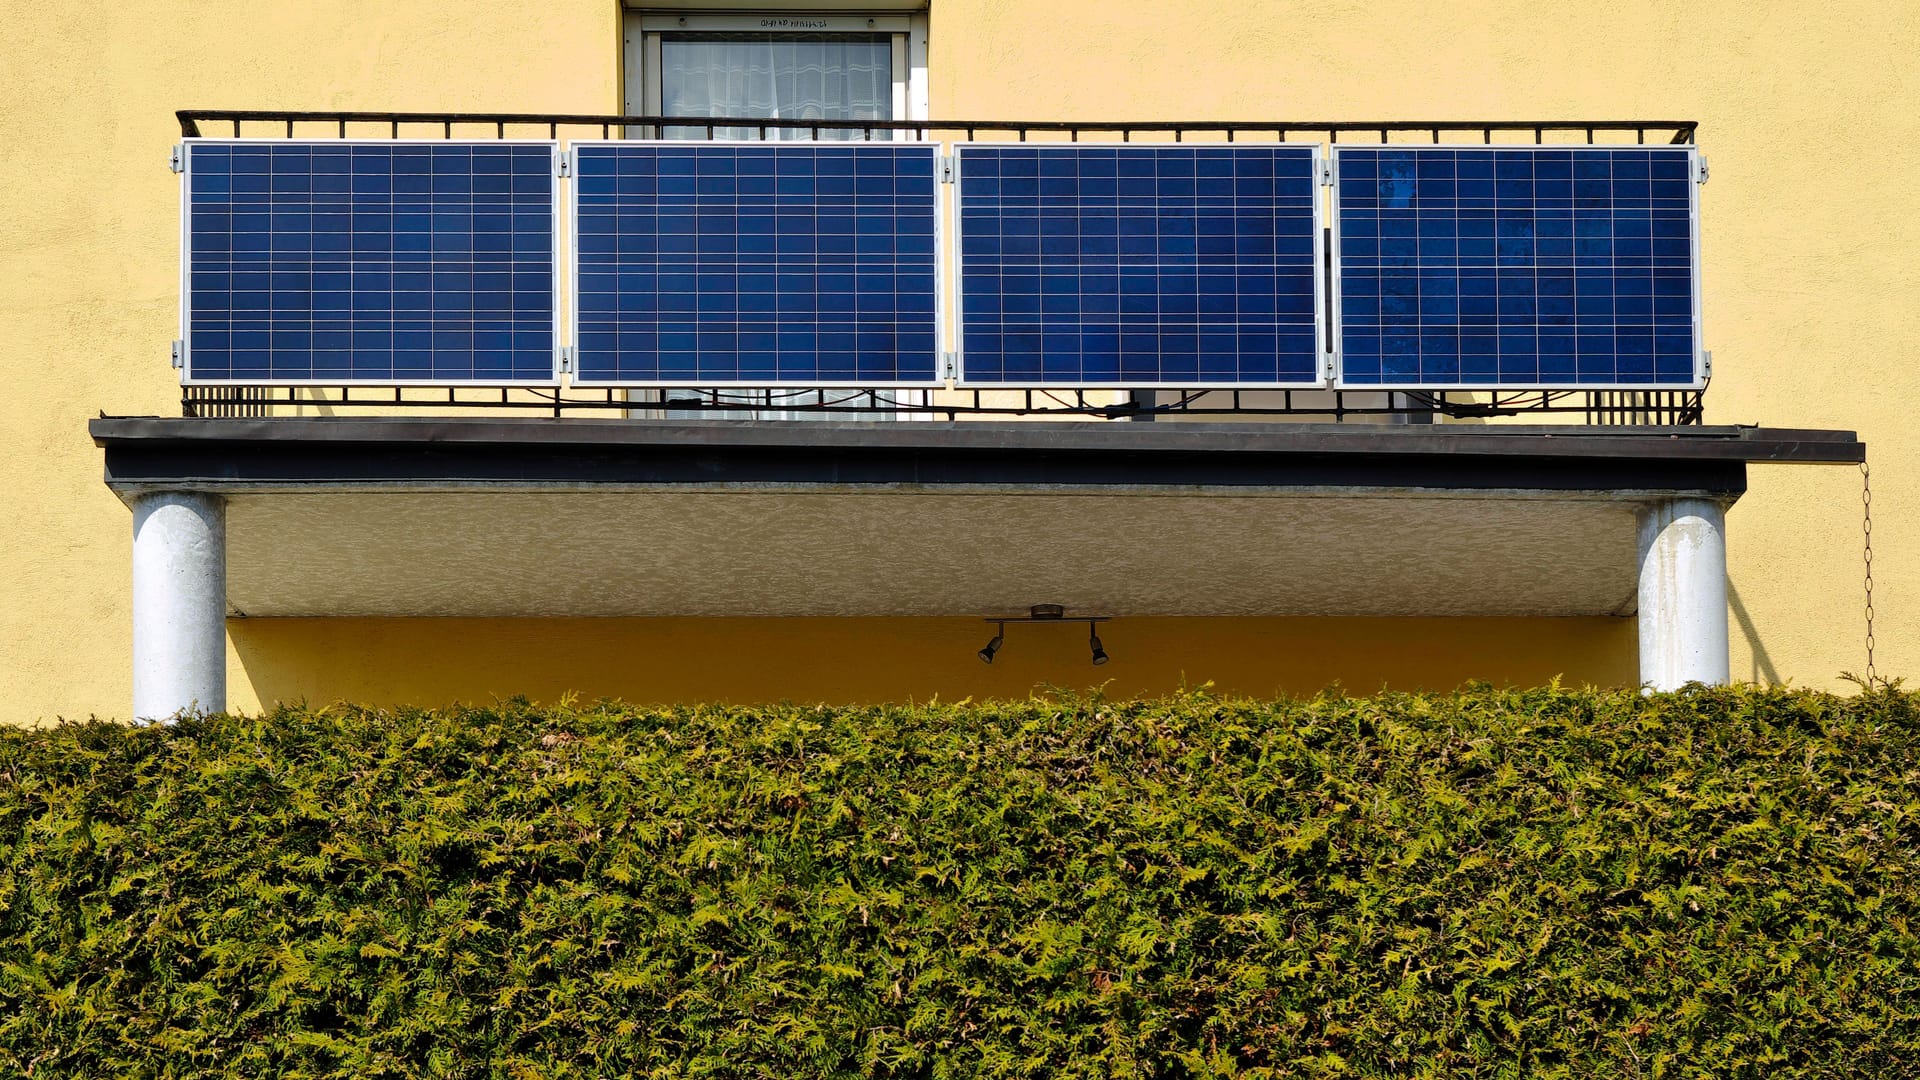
[131,491,227,721]
[1637,497,1730,690]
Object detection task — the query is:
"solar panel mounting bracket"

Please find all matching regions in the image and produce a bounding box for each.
[1692,153,1709,184]
[559,346,574,374]
[937,154,955,184]
[170,339,183,370]
[555,149,573,178]
[940,351,957,379]
[169,144,184,174]
[1317,157,1333,186]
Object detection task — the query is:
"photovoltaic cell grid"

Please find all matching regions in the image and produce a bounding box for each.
[572,142,939,385]
[1334,147,1699,388]
[955,145,1322,386]
[183,141,557,384]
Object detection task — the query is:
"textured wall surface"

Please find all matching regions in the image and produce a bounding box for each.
[223,489,1643,618]
[1,0,1909,720]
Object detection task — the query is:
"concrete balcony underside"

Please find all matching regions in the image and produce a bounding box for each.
[221,488,1646,618]
[93,417,1863,620]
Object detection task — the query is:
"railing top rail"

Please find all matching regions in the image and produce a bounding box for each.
[176,109,1699,143]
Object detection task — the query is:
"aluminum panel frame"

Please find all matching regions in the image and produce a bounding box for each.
[178,138,564,388]
[1328,143,1706,392]
[567,138,945,389]
[951,141,1330,391]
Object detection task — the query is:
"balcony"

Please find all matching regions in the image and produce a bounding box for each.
[172,109,1710,423]
[92,110,1864,719]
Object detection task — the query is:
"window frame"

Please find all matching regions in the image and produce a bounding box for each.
[623,10,930,135]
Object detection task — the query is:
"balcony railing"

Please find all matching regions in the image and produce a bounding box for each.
[173,110,1705,425]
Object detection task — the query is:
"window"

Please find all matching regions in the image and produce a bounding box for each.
[627,12,925,135]
[624,11,929,419]
[659,31,895,140]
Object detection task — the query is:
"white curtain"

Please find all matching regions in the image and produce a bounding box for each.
[662,34,892,141]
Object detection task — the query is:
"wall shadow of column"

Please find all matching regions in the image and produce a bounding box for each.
[1727,582,1781,684]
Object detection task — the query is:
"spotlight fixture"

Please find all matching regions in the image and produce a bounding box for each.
[978,624,1006,664]
[970,605,1113,664]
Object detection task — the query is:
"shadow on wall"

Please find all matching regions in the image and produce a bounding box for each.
[227,616,1639,710]
[1727,582,1783,685]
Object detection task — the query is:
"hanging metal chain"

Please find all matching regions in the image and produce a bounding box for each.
[1862,458,1876,684]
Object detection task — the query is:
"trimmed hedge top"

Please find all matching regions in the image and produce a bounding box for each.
[2,686,1918,1078]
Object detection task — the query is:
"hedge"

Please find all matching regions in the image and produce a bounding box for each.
[1,686,1917,1078]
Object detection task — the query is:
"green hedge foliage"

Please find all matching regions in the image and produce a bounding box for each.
[2,686,1918,1078]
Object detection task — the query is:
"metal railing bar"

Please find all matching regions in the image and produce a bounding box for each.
[177,383,1707,421]
[175,110,1702,142]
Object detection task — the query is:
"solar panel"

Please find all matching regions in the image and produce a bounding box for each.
[1333,146,1702,389]
[954,144,1324,387]
[181,140,560,385]
[570,141,940,386]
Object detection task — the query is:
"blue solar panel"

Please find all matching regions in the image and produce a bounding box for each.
[182,140,558,384]
[1334,146,1700,388]
[571,142,940,386]
[955,145,1323,387]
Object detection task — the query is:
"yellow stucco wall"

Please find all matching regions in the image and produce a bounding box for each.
[224,617,1637,710]
[1,1,1910,721]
